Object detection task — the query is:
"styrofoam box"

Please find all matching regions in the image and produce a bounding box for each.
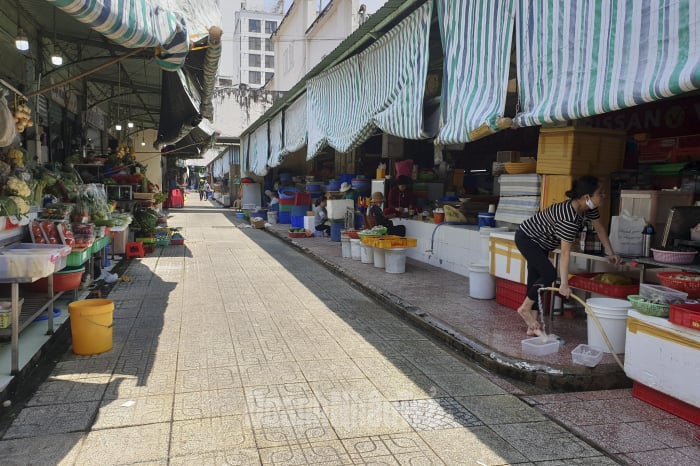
[624,309,700,408]
[303,216,315,232]
[490,231,528,284]
[326,200,354,219]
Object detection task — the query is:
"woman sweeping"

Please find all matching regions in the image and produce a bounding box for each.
[515,175,622,336]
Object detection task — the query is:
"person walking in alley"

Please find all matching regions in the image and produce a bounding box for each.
[198,180,206,200]
[202,181,211,201]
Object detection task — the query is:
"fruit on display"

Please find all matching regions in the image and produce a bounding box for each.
[13,102,33,133]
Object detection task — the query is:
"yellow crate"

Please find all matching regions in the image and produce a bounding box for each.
[536,126,626,175]
[540,175,611,229]
[375,237,417,249]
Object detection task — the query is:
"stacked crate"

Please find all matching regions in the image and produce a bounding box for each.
[537,126,626,229]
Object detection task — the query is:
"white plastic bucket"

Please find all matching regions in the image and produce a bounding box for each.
[384,248,408,273]
[373,247,385,268]
[267,211,278,224]
[341,238,351,258]
[350,239,362,260]
[586,298,631,353]
[360,244,374,263]
[469,264,495,299]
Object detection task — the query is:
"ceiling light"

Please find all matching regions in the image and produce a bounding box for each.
[127,121,134,129]
[115,123,122,131]
[141,140,146,146]
[51,51,63,66]
[50,9,61,65]
[15,28,29,51]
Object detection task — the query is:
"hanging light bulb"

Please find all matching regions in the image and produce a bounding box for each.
[50,9,62,65]
[141,127,146,146]
[15,28,29,51]
[115,123,122,131]
[127,121,134,129]
[51,47,63,66]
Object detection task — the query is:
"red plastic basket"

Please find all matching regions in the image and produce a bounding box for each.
[633,382,700,426]
[650,248,697,264]
[496,278,527,310]
[568,273,639,299]
[657,271,700,298]
[669,303,700,331]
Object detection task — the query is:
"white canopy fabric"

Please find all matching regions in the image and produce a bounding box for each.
[514,0,700,126]
[306,1,433,160]
[268,112,284,168]
[436,0,515,144]
[249,123,269,176]
[283,94,308,155]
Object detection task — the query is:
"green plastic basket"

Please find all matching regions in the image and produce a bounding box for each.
[627,295,670,317]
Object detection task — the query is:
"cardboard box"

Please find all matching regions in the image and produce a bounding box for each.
[536,126,626,175]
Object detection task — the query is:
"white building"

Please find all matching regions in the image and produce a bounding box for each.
[268,0,371,92]
[226,5,284,88]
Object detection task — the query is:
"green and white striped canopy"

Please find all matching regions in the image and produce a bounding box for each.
[436,0,515,145]
[307,1,433,160]
[249,123,269,177]
[45,0,191,70]
[268,112,284,169]
[515,0,700,126]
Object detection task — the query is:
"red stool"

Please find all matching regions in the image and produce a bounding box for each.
[125,242,145,259]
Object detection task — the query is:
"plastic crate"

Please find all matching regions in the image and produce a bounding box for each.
[633,382,700,425]
[650,248,697,264]
[568,273,639,299]
[135,237,156,244]
[375,237,417,249]
[155,238,171,247]
[495,278,527,310]
[626,295,670,317]
[668,303,700,331]
[91,235,110,254]
[0,299,24,329]
[536,126,626,175]
[66,247,90,267]
[170,238,185,245]
[657,272,700,298]
[571,344,603,367]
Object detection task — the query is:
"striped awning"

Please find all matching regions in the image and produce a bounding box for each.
[283,94,307,155]
[45,0,192,70]
[249,123,269,177]
[307,1,433,159]
[514,0,700,127]
[436,0,515,145]
[268,112,284,168]
[240,134,250,175]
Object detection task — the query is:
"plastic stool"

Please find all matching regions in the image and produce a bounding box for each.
[125,242,145,259]
[103,245,112,267]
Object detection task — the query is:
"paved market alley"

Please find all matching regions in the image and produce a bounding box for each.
[0,195,696,465]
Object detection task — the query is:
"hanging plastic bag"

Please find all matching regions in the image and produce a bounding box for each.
[579,220,602,254]
[0,91,18,147]
[609,212,646,256]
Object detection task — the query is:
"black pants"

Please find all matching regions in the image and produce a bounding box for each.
[387,224,406,237]
[315,224,330,235]
[514,229,556,309]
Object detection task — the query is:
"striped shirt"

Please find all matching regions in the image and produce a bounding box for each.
[519,200,600,251]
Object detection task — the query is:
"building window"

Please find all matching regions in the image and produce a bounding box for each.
[265,72,274,83]
[265,38,273,52]
[218,78,233,86]
[265,21,277,34]
[265,55,274,68]
[249,54,261,67]
[249,71,261,84]
[249,19,261,33]
[248,37,261,50]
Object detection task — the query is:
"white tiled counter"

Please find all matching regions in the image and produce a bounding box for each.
[393,219,486,277]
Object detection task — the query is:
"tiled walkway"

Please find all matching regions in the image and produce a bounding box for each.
[0,195,695,465]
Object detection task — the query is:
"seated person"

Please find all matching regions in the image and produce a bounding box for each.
[387,176,418,216]
[313,198,330,236]
[339,182,359,208]
[366,192,406,237]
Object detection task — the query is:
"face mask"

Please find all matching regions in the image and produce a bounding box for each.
[585,196,595,210]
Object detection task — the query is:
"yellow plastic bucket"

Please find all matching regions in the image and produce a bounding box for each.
[68,299,114,355]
